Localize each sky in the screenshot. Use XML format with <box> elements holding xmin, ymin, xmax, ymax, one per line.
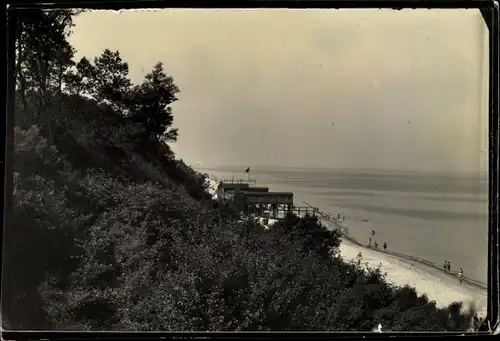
<box><xmin>69</xmin><ymin>8</ymin><xmax>489</xmax><ymax>172</ymax></box>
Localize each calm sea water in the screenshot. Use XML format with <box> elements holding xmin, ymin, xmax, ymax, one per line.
<box><xmin>199</xmin><ymin>166</ymin><xmax>488</xmax><ymax>284</ymax></box>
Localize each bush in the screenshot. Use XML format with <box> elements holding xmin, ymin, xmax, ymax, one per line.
<box><xmin>38</xmin><ymin>192</ymin><xmax>475</xmax><ymax>331</ymax></box>
<box><xmin>10</xmin><ymin>111</ymin><xmax>475</xmax><ymax>333</ymax></box>
<box><xmin>4</xmin><ymin>126</ymin><xmax>95</xmax><ymax>329</ymax></box>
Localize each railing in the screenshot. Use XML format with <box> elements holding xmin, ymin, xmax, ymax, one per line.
<box><xmin>290</xmin><ymin>206</ymin><xmax>319</xmax><ymax>217</ymax></box>
<box><xmin>221</xmin><ymin>178</ymin><xmax>257</xmax><ymax>185</ymax></box>
<box><xmin>302</xmin><ymin>201</ymin><xmax>342</xmax><ymax>222</ymax></box>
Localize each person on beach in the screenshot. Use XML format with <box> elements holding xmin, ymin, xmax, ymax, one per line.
<box><xmin>374</xmin><ymin>241</ymin><xmax>379</xmax><ymax>249</ymax></box>
<box><xmin>383</xmin><ymin>242</ymin><xmax>387</xmax><ymax>252</ymax></box>
<box><xmin>472</xmin><ymin>313</ymin><xmax>480</xmax><ymax>331</ymax></box>
<box><xmin>356</xmin><ymin>252</ymin><xmax>363</xmax><ymax>265</ymax></box>
<box><xmin>447</xmin><ymin>261</ymin><xmax>451</xmax><ymax>273</ymax></box>
<box><xmin>368</xmin><ymin>236</ymin><xmax>372</xmax><ymax>247</ymax></box>
<box><xmin>443</xmin><ymin>261</ymin><xmax>447</xmax><ymax>273</ymax></box>
<box><xmin>458</xmin><ymin>268</ymin><xmax>464</xmax><ymax>284</ymax></box>
<box><xmin>477</xmin><ymin>317</ymin><xmax>484</xmax><ymax>332</ymax></box>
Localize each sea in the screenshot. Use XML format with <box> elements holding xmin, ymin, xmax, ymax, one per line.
<box><xmin>198</xmin><ymin>166</ymin><xmax>489</xmax><ymax>285</ymax></box>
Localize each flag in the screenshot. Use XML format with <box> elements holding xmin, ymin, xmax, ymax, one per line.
<box><xmin>245</xmin><ymin>167</ymin><xmax>250</xmax><ymax>173</ymax></box>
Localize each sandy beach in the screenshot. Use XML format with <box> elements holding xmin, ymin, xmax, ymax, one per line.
<box><xmin>336</xmin><ymin>228</ymin><xmax>487</xmax><ymax>317</ymax></box>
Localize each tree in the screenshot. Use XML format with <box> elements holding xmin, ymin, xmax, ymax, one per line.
<box><xmin>65</xmin><ymin>50</ymin><xmax>132</xmax><ymax>114</ymax></box>
<box><xmin>15</xmin><ymin>9</ymin><xmax>81</xmax><ymax>143</ymax></box>
<box><xmin>66</xmin><ymin>53</ymin><xmax>179</xmax><ymax>145</ymax></box>
<box><xmin>275</xmin><ymin>213</ymin><xmax>342</xmax><ymax>259</ymax></box>
<box><xmin>128</xmin><ymin>62</ymin><xmax>180</xmax><ymax>143</ymax></box>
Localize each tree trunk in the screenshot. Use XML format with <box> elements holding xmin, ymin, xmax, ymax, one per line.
<box><xmin>15</xmin><ymin>61</ymin><xmax>29</xmax><ymax>125</ymax></box>
<box><xmin>58</xmin><ymin>63</ymin><xmax>63</xmax><ymax>115</ymax></box>
<box><xmin>36</xmin><ymin>56</ymin><xmax>54</xmax><ymax>145</ymax></box>
<box><xmin>15</xmin><ymin>34</ymin><xmax>29</xmax><ymax>122</ymax></box>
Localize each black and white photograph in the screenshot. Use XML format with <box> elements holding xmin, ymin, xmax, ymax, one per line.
<box><xmin>2</xmin><ymin>5</ymin><xmax>494</xmax><ymax>333</ymax></box>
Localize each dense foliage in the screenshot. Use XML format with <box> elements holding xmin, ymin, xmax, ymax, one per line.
<box><xmin>4</xmin><ymin>8</ymin><xmax>476</xmax><ymax>332</ymax></box>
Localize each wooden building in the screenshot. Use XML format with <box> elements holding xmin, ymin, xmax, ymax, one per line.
<box><xmin>217</xmin><ymin>182</ymin><xmax>250</xmax><ymax>200</ymax></box>
<box><xmin>217</xmin><ymin>180</ymin><xmax>320</xmax><ymax>220</ymax></box>
<box><xmin>233</xmin><ymin>191</ymin><xmax>294</xmax><ymax>218</ymax></box>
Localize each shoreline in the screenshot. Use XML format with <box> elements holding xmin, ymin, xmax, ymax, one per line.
<box><xmin>206</xmin><ymin>175</ymin><xmax>487</xmax><ymax>315</ymax></box>
<box><xmin>330</xmin><ymin>221</ymin><xmax>487</xmax><ymax>316</ymax></box>
<box><xmin>337</xmin><ymin>233</ymin><xmax>487</xmax><ymax>315</ymax></box>
<box><xmin>207</xmin><ymin>174</ymin><xmax>487</xmax><ymax>289</ymax></box>
<box><xmin>328</xmin><ymin>221</ymin><xmax>487</xmax><ymax>291</ymax></box>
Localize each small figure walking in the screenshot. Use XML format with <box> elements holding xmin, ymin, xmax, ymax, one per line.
<box><xmin>447</xmin><ymin>261</ymin><xmax>451</xmax><ymax>273</ymax></box>
<box><xmin>383</xmin><ymin>242</ymin><xmax>387</xmax><ymax>252</ymax></box>
<box><xmin>472</xmin><ymin>313</ymin><xmax>480</xmax><ymax>331</ymax></box>
<box><xmin>443</xmin><ymin>261</ymin><xmax>448</xmax><ymax>273</ymax></box>
<box><xmin>458</xmin><ymin>268</ymin><xmax>464</xmax><ymax>284</ymax></box>
<box><xmin>374</xmin><ymin>241</ymin><xmax>379</xmax><ymax>249</ymax></box>
<box><xmin>356</xmin><ymin>252</ymin><xmax>363</xmax><ymax>266</ymax></box>
<box><xmin>368</xmin><ymin>236</ymin><xmax>372</xmax><ymax>247</ymax></box>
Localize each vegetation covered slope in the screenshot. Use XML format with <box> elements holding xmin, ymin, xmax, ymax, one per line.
<box><xmin>4</xmin><ymin>8</ymin><xmax>476</xmax><ymax>332</ymax></box>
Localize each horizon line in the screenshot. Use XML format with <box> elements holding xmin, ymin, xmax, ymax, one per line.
<box><xmin>193</xmin><ymin>163</ymin><xmax>488</xmax><ymax>174</ymax></box>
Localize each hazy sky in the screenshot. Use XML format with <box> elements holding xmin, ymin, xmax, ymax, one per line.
<box><xmin>69</xmin><ymin>9</ymin><xmax>489</xmax><ymax>171</ymax></box>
